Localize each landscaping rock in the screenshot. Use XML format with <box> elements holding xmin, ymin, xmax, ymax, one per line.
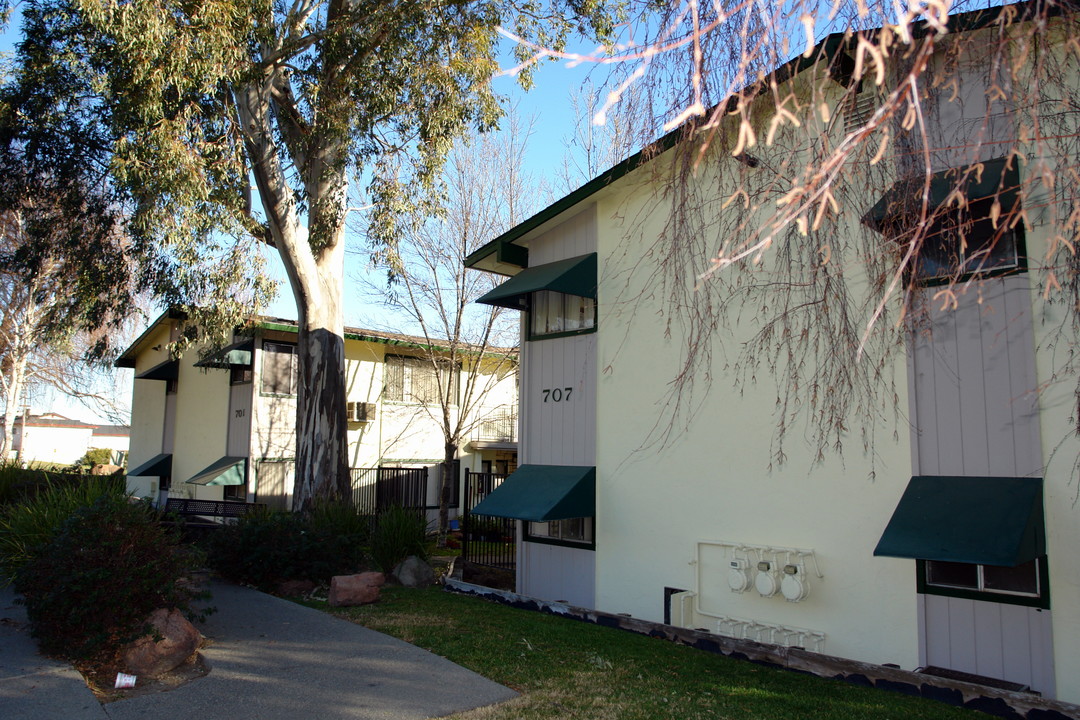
<box><xmin>276</xmin><ymin>579</ymin><xmax>316</xmax><ymax>597</ymax></box>
<box><xmin>328</xmin><ymin>572</ymin><xmax>385</xmax><ymax>607</ymax></box>
<box><xmin>91</xmin><ymin>463</ymin><xmax>123</xmax><ymax>475</ymax></box>
<box><xmin>122</xmin><ymin>608</ymin><xmax>201</xmax><ymax>678</ymax></box>
<box><xmin>393</xmin><ymin>556</ymin><xmax>436</xmax><ymax>588</ymax></box>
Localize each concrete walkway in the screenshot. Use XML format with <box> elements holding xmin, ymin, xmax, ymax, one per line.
<box><xmin>1</xmin><ymin>581</ymin><xmax>516</xmax><ymax>720</ymax></box>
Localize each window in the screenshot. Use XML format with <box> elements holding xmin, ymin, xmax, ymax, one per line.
<box><xmin>525</xmin><ymin>517</ymin><xmax>594</xmax><ymax>547</ymax></box>
<box><xmin>384</xmin><ymin>355</ymin><xmax>457</xmax><ymax>405</ymax></box>
<box><xmin>909</xmin><ymin>196</ymin><xmax>1024</xmax><ymax>284</ymax></box>
<box><xmin>919</xmin><ymin>557</ymin><xmax>1047</xmax><ymax>608</ymax></box>
<box><xmin>261</xmin><ymin>342</ymin><xmax>298</xmax><ymax>395</ymax></box>
<box><xmin>230</xmin><ymin>365</ymin><xmax>253</xmax><ymax>385</ymax></box>
<box><xmin>529</xmin><ymin>290</ymin><xmax>596</xmax><ymax>339</ymax></box>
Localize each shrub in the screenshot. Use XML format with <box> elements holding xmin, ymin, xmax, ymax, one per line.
<box><xmin>209</xmin><ymin>507</ymin><xmax>367</xmax><ymax>590</ymax></box>
<box><xmin>369</xmin><ymin>505</ymin><xmax>429</xmax><ymax>573</ymax></box>
<box><xmin>0</xmin><ymin>475</ymin><xmax>127</xmax><ymax>583</ymax></box>
<box><xmin>72</xmin><ymin>448</ymin><xmax>115</xmax><ymax>470</ymax></box>
<box><xmin>13</xmin><ymin>495</ymin><xmax>204</xmax><ymax>661</ymax></box>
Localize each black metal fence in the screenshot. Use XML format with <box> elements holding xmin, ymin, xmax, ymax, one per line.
<box><xmin>461</xmin><ymin>469</ymin><xmax>515</xmax><ymax>580</ymax></box>
<box><xmin>349</xmin><ymin>467</ymin><xmax>428</xmax><ymax>514</ymax></box>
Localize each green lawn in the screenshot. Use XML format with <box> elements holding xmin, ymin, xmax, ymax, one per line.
<box><xmin>310</xmin><ymin>587</ymin><xmax>980</xmax><ymax>720</ymax></box>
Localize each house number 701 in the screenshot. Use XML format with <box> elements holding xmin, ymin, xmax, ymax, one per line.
<box><xmin>542</xmin><ymin>387</ymin><xmax>573</xmax><ymax>402</ymax></box>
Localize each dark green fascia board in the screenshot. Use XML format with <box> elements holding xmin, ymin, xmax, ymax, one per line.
<box><xmin>464</xmin><ymin>1</ymin><xmax>1049</xmax><ymax>272</ymax></box>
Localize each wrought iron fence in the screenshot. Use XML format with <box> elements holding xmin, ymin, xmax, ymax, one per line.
<box><xmin>461</xmin><ymin>469</ymin><xmax>515</xmax><ymax>579</ymax></box>
<box><xmin>349</xmin><ymin>467</ymin><xmax>428</xmax><ymax>514</ymax></box>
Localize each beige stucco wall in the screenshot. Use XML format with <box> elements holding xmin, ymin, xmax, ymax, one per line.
<box><xmin>592</xmin><ymin>153</ymin><xmax>919</xmax><ymax>666</ymax></box>
<box><xmin>125</xmin><ymin>324</ymin><xmax>171</xmax><ymax>499</ymax></box>
<box><xmin>171</xmin><ymin>348</ymin><xmax>231</xmax><ymax>501</ymax></box>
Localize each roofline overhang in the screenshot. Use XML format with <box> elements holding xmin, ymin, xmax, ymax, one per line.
<box><xmin>464</xmin><ymin>1</ymin><xmax>1044</xmax><ymax>274</ymax></box>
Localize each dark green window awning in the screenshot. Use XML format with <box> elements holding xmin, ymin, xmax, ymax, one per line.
<box><xmin>864</xmin><ymin>156</ymin><xmax>1021</xmax><ymax>231</ymax></box>
<box><xmin>874</xmin><ymin>476</ymin><xmax>1044</xmax><ymax>567</ymax></box>
<box><xmin>128</xmin><ymin>453</ymin><xmax>172</xmax><ymax>478</ymax></box>
<box><xmin>476</xmin><ymin>254</ymin><xmax>597</xmax><ymax>310</ymax></box>
<box><xmin>135</xmin><ymin>359</ymin><xmax>179</xmax><ymax>381</ymax></box>
<box><xmin>194</xmin><ymin>339</ymin><xmax>254</xmax><ymax>369</ymax></box>
<box><xmin>471</xmin><ymin>465</ymin><xmax>595</xmax><ymax>522</ymax></box>
<box><xmin>186</xmin><ymin>457</ymin><xmax>247</xmax><ymax>486</ymax></box>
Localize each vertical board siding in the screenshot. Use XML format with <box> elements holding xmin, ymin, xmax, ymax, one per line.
<box><xmin>911</xmin><ymin>274</ymin><xmax>1053</xmax><ymax>694</ymax></box>
<box><xmin>162</xmin><ymin>394</ymin><xmax>177</xmax><ymax>455</ymax></box>
<box><xmin>922</xmin><ymin>595</ymin><xmax>1053</xmax><ymax>693</ymax></box>
<box><xmin>516</xmin><ymin>206</ymin><xmax>598</xmax><ymax>608</ymax></box>
<box><xmin>910</xmin><ymin>277</ymin><xmax>1041</xmax><ymax>477</ymax></box>
<box><xmin>520</xmin><ymin>542</ymin><xmax>596</xmax><ymax>608</ymax></box>
<box><xmin>227</xmin><ymin>382</ymin><xmax>253</xmax><ymax>457</ymax></box>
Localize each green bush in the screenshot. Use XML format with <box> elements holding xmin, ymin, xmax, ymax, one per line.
<box><xmin>209</xmin><ymin>507</ymin><xmax>367</xmax><ymax>590</ymax></box>
<box><xmin>72</xmin><ymin>448</ymin><xmax>115</xmax><ymax>469</ymax></box>
<box><xmin>0</xmin><ymin>475</ymin><xmax>127</xmax><ymax>583</ymax></box>
<box><xmin>13</xmin><ymin>495</ymin><xmax>204</xmax><ymax>661</ymax></box>
<box><xmin>369</xmin><ymin>505</ymin><xmax>429</xmax><ymax>573</ymax></box>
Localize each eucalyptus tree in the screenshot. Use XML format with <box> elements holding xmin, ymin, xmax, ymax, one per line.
<box><xmin>2</xmin><ymin>0</ymin><xmax>619</xmax><ymax>509</ymax></box>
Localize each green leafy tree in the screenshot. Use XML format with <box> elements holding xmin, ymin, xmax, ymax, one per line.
<box><xmin>1</xmin><ymin>0</ymin><xmax>619</xmax><ymax>509</ymax></box>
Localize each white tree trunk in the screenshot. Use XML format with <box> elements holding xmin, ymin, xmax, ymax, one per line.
<box><xmin>0</xmin><ymin>355</ymin><xmax>26</xmax><ymax>461</ymax></box>
<box><xmin>234</xmin><ymin>76</ymin><xmax>351</xmax><ymax>511</ymax></box>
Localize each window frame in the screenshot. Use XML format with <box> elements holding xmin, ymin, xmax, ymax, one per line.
<box><xmin>260</xmin><ymin>341</ymin><xmax>299</xmax><ymax>397</ymax></box>
<box><xmin>383</xmin><ymin>354</ymin><xmax>459</xmax><ymax>406</ymax></box>
<box><xmin>523</xmin><ymin>516</ymin><xmax>596</xmax><ymax>550</ymax></box>
<box><xmin>903</xmin><ymin>195</ymin><xmax>1028</xmax><ymax>288</ymax></box>
<box><xmin>917</xmin><ymin>557</ymin><xmax>1049</xmax><ymax>609</ymax></box>
<box><xmin>527</xmin><ymin>290</ymin><xmax>597</xmax><ymax>341</ymax></box>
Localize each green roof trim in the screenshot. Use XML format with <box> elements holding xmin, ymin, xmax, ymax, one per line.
<box><xmin>128</xmin><ymin>453</ymin><xmax>172</xmax><ymax>478</ymax></box>
<box><xmin>471</xmin><ymin>465</ymin><xmax>595</xmax><ymax>522</ymax></box>
<box><xmin>135</xmin><ymin>359</ymin><xmax>179</xmax><ymax>381</ymax></box>
<box><xmin>476</xmin><ymin>254</ymin><xmax>597</xmax><ymax>310</ymax></box>
<box><xmin>864</xmin><ymin>156</ymin><xmax>1021</xmax><ymax>230</ymax></box>
<box><xmin>194</xmin><ymin>339</ymin><xmax>254</xmax><ymax>369</ymax></box>
<box><xmin>874</xmin><ymin>476</ymin><xmax>1045</xmax><ymax>567</ymax></box>
<box><xmin>186</xmin><ymin>456</ymin><xmax>247</xmax><ymax>486</ymax></box>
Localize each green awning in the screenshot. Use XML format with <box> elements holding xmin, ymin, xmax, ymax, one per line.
<box><xmin>186</xmin><ymin>456</ymin><xmax>247</xmax><ymax>486</ymax></box>
<box><xmin>476</xmin><ymin>254</ymin><xmax>597</xmax><ymax>310</ymax></box>
<box><xmin>127</xmin><ymin>453</ymin><xmax>172</xmax><ymax>478</ymax></box>
<box><xmin>864</xmin><ymin>156</ymin><xmax>1021</xmax><ymax>231</ymax></box>
<box><xmin>874</xmin><ymin>476</ymin><xmax>1044</xmax><ymax>567</ymax></box>
<box><xmin>194</xmin><ymin>339</ymin><xmax>254</xmax><ymax>369</ymax></box>
<box><xmin>471</xmin><ymin>465</ymin><xmax>595</xmax><ymax>521</ymax></box>
<box><xmin>135</xmin><ymin>359</ymin><xmax>179</xmax><ymax>381</ymax></box>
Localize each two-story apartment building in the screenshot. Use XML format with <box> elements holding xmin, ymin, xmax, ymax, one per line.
<box><xmin>117</xmin><ymin>313</ymin><xmax>517</xmax><ymax>516</ymax></box>
<box><xmin>468</xmin><ymin>2</ymin><xmax>1080</xmax><ymax>704</ymax></box>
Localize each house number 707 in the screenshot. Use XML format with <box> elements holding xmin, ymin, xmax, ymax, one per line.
<box><xmin>542</xmin><ymin>387</ymin><xmax>573</xmax><ymax>403</ymax></box>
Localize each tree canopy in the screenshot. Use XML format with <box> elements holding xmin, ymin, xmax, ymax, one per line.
<box><xmin>0</xmin><ymin>0</ymin><xmax>623</xmax><ymax>506</ymax></box>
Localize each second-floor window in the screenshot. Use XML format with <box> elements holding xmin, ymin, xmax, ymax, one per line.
<box><xmin>384</xmin><ymin>355</ymin><xmax>457</xmax><ymax>405</ymax></box>
<box><xmin>530</xmin><ymin>290</ymin><xmax>596</xmax><ymax>339</ymax></box>
<box><xmin>261</xmin><ymin>342</ymin><xmax>298</xmax><ymax>396</ymax></box>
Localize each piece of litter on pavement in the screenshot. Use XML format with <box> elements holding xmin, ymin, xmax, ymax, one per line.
<box><xmin>114</xmin><ymin>672</ymin><xmax>136</xmax><ymax>689</ymax></box>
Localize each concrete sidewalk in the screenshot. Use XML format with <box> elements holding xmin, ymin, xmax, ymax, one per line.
<box><xmin>1</xmin><ymin>580</ymin><xmax>517</xmax><ymax>720</ymax></box>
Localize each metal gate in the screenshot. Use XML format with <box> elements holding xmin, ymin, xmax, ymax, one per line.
<box><xmin>461</xmin><ymin>469</ymin><xmax>515</xmax><ymax>588</ymax></box>
<box><xmin>350</xmin><ymin>467</ymin><xmax>428</xmax><ymax>513</ymax></box>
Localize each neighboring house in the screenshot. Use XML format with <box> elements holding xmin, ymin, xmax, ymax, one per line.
<box><xmin>116</xmin><ymin>314</ymin><xmax>517</xmax><ymax>519</ymax></box>
<box><xmin>2</xmin><ymin>413</ymin><xmax>129</xmax><ymax>466</ymax></box>
<box><xmin>90</xmin><ymin>425</ymin><xmax>131</xmax><ymax>466</ymax></box>
<box><xmin>467</xmin><ymin>3</ymin><xmax>1079</xmax><ymax>704</ymax></box>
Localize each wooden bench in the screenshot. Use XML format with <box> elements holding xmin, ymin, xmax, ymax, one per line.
<box><xmin>164</xmin><ymin>498</ymin><xmax>265</xmax><ymax>521</ymax></box>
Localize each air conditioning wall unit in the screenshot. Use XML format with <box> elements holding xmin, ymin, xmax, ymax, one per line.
<box><xmin>346</xmin><ymin>401</ymin><xmax>374</xmax><ymax>423</ymax></box>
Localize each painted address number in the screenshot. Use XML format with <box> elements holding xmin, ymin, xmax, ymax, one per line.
<box><xmin>542</xmin><ymin>387</ymin><xmax>573</xmax><ymax>403</ymax></box>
